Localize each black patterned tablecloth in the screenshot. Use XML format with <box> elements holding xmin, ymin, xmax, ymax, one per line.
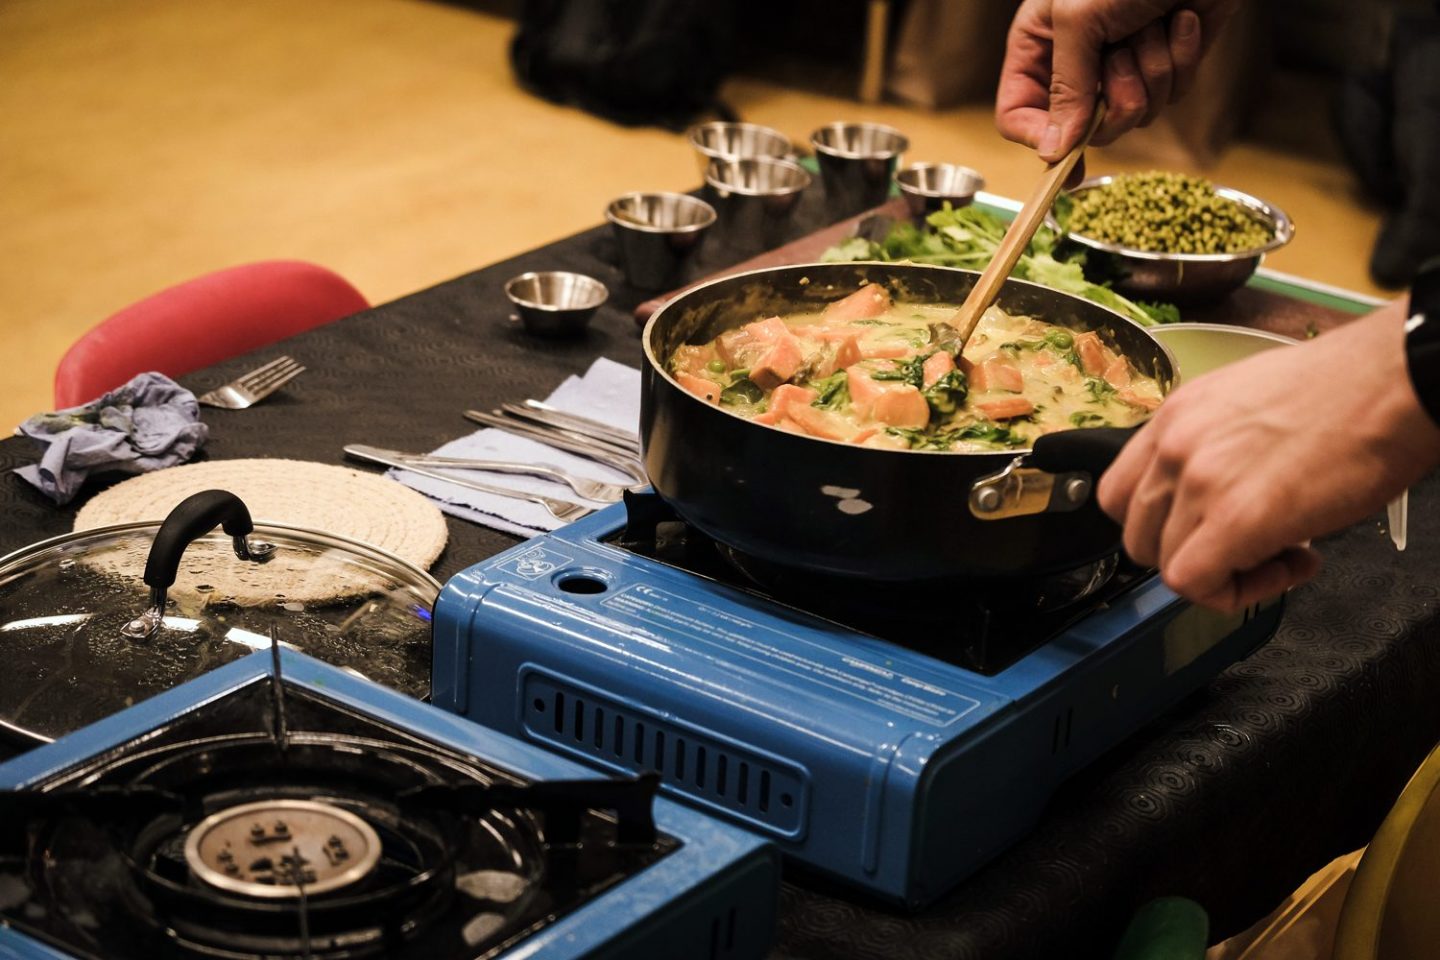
<box><xmin>3</xmin><ymin>187</ymin><xmax>1438</xmax><ymax>959</ymax></box>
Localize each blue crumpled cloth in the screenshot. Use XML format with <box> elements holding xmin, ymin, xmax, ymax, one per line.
<box><xmin>14</xmin><ymin>372</ymin><xmax>208</xmax><ymax>505</ymax></box>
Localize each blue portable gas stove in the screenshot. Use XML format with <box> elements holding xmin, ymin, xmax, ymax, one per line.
<box><xmin>434</xmin><ymin>493</ymin><xmax>1281</xmax><ymax>907</ymax></box>
<box><xmin>0</xmin><ymin>648</ymin><xmax>778</xmax><ymax>960</ymax></box>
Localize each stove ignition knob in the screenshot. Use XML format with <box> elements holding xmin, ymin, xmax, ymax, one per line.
<box><xmin>249</xmin><ymin>823</ymin><xmax>265</xmax><ymax>839</ymax></box>
<box><xmin>274</xmin><ymin>821</ymin><xmax>289</xmax><ymax>836</ymax></box>
<box><xmin>218</xmin><ymin>850</ymin><xmax>234</xmax><ymax>862</ymax></box>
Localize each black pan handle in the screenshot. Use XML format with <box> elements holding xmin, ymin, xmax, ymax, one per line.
<box><xmin>1030</xmin><ymin>426</ymin><xmax>1141</xmax><ymax>479</ymax></box>
<box><xmin>123</xmin><ymin>490</ymin><xmax>276</xmax><ymax>641</ymax></box>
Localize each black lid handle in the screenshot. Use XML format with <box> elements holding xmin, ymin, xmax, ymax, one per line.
<box><xmin>123</xmin><ymin>490</ymin><xmax>276</xmax><ymax>641</ymax></box>
<box><xmin>142</xmin><ymin>489</ymin><xmax>271</xmax><ymax>589</ymax></box>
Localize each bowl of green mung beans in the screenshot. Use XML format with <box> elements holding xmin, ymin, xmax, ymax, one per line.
<box><xmin>1058</xmin><ymin>171</ymin><xmax>1294</xmax><ymax>303</ymax></box>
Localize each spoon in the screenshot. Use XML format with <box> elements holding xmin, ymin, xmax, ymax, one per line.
<box><xmin>950</xmin><ymin>101</ymin><xmax>1108</xmax><ymax>347</ymax></box>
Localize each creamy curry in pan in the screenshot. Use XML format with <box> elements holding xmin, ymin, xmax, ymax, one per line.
<box><xmin>669</xmin><ymin>285</ymin><xmax>1164</xmax><ymax>452</ymax></box>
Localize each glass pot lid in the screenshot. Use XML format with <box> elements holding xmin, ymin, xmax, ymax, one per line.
<box><xmin>0</xmin><ymin>490</ymin><xmax>439</xmax><ymax>749</ymax></box>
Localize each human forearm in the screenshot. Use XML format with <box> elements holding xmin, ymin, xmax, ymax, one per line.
<box><xmin>1097</xmin><ymin>301</ymin><xmax>1440</xmax><ymax>612</ymax></box>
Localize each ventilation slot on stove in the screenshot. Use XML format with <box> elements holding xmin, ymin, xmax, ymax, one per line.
<box><xmin>708</xmin><ymin>905</ymin><xmax>738</xmax><ymax>960</ymax></box>
<box><xmin>1051</xmin><ymin>706</ymin><xmax>1075</xmax><ymax>754</ymax></box>
<box><xmin>523</xmin><ymin>674</ymin><xmax>806</xmax><ymax>838</ymax></box>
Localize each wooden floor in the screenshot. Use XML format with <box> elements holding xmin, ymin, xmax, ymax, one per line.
<box><xmin>0</xmin><ymin>0</ymin><xmax>1391</xmax><ymax>430</ymax></box>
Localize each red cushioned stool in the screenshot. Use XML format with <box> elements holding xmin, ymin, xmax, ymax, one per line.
<box><xmin>53</xmin><ymin>260</ymin><xmax>369</xmax><ymax>408</ymax></box>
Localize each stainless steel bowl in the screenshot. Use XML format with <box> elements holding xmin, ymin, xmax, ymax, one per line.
<box><xmin>704</xmin><ymin>157</ymin><xmax>812</xmax><ymax>256</ymax></box>
<box><xmin>505</xmin><ymin>271</ymin><xmax>609</xmax><ymax>337</ymax></box>
<box><xmin>705</xmin><ymin>157</ymin><xmax>811</xmax><ymax>207</ymax></box>
<box><xmin>1150</xmin><ymin>322</ymin><xmax>1296</xmax><ymax>385</ymax></box>
<box><xmin>896</xmin><ymin>163</ymin><xmax>986</xmax><ymax>217</ymax></box>
<box><xmin>605</xmin><ymin>192</ymin><xmax>717</xmax><ymax>291</ymax></box>
<box><xmin>687</xmin><ymin>121</ymin><xmax>792</xmax><ymax>176</ymax></box>
<box><xmin>809</xmin><ymin>121</ymin><xmax>909</xmax><ymax>217</ymax></box>
<box><xmin>1061</xmin><ymin>175</ymin><xmax>1295</xmax><ymax>303</ymax></box>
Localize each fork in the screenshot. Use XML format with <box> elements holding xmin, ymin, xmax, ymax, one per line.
<box><xmin>344</xmin><ymin>446</ymin><xmax>593</xmax><ymax>523</ymax></box>
<box><xmin>463</xmin><ymin>409</ymin><xmax>647</xmax><ymax>485</ymax></box>
<box><xmin>197</xmin><ymin>356</ymin><xmax>306</xmax><ymax>409</ymax></box>
<box><xmin>343</xmin><ymin>445</ymin><xmax>627</xmax><ymax>503</ymax></box>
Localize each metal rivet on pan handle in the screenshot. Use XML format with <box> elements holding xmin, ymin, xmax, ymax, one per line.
<box><xmin>1063</xmin><ymin>476</ymin><xmax>1092</xmax><ymax>506</ymax></box>
<box><xmin>972</xmin><ymin>486</ymin><xmax>1003</xmax><ymax>513</ymax></box>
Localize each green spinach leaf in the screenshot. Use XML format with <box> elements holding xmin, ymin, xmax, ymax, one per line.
<box><xmin>809</xmin><ymin>371</ymin><xmax>850</xmax><ymax>411</ymax></box>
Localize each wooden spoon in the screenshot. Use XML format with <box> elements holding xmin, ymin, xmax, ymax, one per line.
<box><xmin>950</xmin><ymin>102</ymin><xmax>1108</xmax><ymax>346</ymax></box>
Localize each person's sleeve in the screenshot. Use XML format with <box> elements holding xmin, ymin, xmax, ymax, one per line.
<box><xmin>1404</xmin><ymin>256</ymin><xmax>1440</xmax><ymax>428</ymax></box>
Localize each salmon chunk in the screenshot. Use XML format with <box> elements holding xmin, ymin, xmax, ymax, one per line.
<box><xmin>822</xmin><ymin>284</ymin><xmax>891</xmax><ymax>323</ymax></box>
<box><xmin>676</xmin><ymin>372</ymin><xmax>720</xmax><ymax>404</ymax></box>
<box><xmin>753</xmin><ymin>384</ymin><xmax>819</xmax><ymax>425</ymax></box>
<box><xmin>833</xmin><ymin>334</ymin><xmax>863</xmax><ymax>372</ymax></box>
<box><xmin>922</xmin><ymin>352</ymin><xmax>956</xmax><ymax>388</ymax></box>
<box><xmin>975</xmin><ymin>397</ymin><xmax>1035</xmax><ymax>420</ymax></box>
<box><xmin>846</xmin><ymin>363</ymin><xmax>930</xmax><ymax>429</ymax></box>
<box><xmin>787</xmin><ymin>404</ymin><xmax>865</xmax><ymax>442</ymax></box>
<box><xmin>971</xmin><ymin>357</ymin><xmax>1024</xmax><ymax>393</ymax></box>
<box><xmin>846</xmin><ymin>364</ymin><xmax>888</xmax><ymax>413</ymax></box>
<box><xmin>871</xmin><ymin>387</ymin><xmax>930</xmax><ymax>428</ymax></box>
<box><xmin>1102</xmin><ymin>356</ymin><xmax>1132</xmax><ymax>389</ymax></box>
<box><xmin>750</xmin><ymin>336</ymin><xmax>805</xmax><ymax>389</ymax></box>
<box><xmin>1118</xmin><ymin>389</ymin><xmax>1161</xmax><ymax>411</ymax></box>
<box><xmin>672</xmin><ymin>343</ymin><xmax>720</xmax><ymax>378</ymax></box>
<box><xmin>801</xmin><ymin>333</ymin><xmax>864</xmax><ymax>379</ymax></box>
<box><xmin>716</xmin><ymin>316</ymin><xmax>806</xmax><ymax>389</ymax></box>
<box><xmin>1074</xmin><ymin>331</ymin><xmax>1115</xmax><ymax>377</ymax></box>
<box><xmin>773</xmin><ymin>418</ymin><xmax>809</xmax><ymax>436</ymax></box>
<box><xmin>809</xmin><ymin>326</ymin><xmax>866</xmax><ymax>343</ymax></box>
<box><xmin>855</xmin><ymin>340</ymin><xmax>915</xmax><ymax>361</ymax></box>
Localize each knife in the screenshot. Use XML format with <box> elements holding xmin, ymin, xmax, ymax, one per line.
<box><xmin>343</xmin><ymin>445</ymin><xmax>593</xmax><ymax>523</ymax></box>
<box><xmin>343</xmin><ymin>444</ymin><xmax>625</xmax><ymax>503</ymax></box>
<box><xmin>1387</xmin><ymin>491</ymin><xmax>1409</xmax><ymax>552</ymax></box>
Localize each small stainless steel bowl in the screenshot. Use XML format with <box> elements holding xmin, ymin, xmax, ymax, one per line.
<box><xmin>705</xmin><ymin>157</ymin><xmax>811</xmax><ymax>208</ymax></box>
<box><xmin>896</xmin><ymin>163</ymin><xmax>986</xmax><ymax>217</ymax></box>
<box><xmin>809</xmin><ymin>121</ymin><xmax>909</xmax><ymax>160</ymax></box>
<box><xmin>809</xmin><ymin>121</ymin><xmax>910</xmax><ymax>217</ymax></box>
<box><xmin>704</xmin><ymin>157</ymin><xmax>812</xmax><ymax>256</ymax></box>
<box><xmin>504</xmin><ymin>271</ymin><xmax>608</xmax><ymax>337</ymax></box>
<box><xmin>1061</xmin><ymin>175</ymin><xmax>1295</xmax><ymax>303</ymax></box>
<box><xmin>605</xmin><ymin>192</ymin><xmax>717</xmax><ymax>291</ymax></box>
<box><xmin>687</xmin><ymin>121</ymin><xmax>792</xmax><ymax>177</ymax></box>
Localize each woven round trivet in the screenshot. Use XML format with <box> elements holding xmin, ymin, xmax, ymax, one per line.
<box><xmin>74</xmin><ymin>459</ymin><xmax>448</xmax><ymax>605</ymax></box>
